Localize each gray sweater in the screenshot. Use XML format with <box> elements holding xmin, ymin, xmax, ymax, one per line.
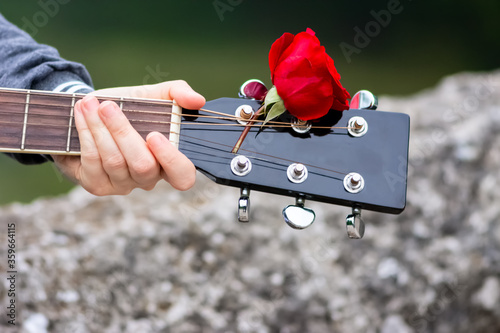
<box><xmin>0</xmin><ymin>13</ymin><xmax>94</xmax><ymax>164</ymax></box>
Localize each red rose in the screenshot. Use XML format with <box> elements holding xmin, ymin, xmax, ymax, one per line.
<box><xmin>268</xmin><ymin>28</ymin><xmax>350</xmax><ymax>120</ymax></box>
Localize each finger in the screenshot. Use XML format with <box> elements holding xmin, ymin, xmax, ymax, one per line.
<box><xmin>73</xmin><ymin>97</ymin><xmax>113</xmax><ymax>193</ymax></box>
<box><xmin>146</xmin><ymin>132</ymin><xmax>196</xmax><ymax>191</ymax></box>
<box><xmin>51</xmin><ymin>154</ymin><xmax>82</xmax><ymax>184</ymax></box>
<box><xmin>98</xmin><ymin>100</ymin><xmax>161</xmax><ymax>188</ymax></box>
<box><xmin>80</xmin><ymin>96</ymin><xmax>131</xmax><ymax>187</ymax></box>
<box><xmin>90</xmin><ymin>80</ymin><xmax>206</xmax><ymax>110</ymax></box>
<box><xmin>166</xmin><ymin>80</ymin><xmax>206</xmax><ymax>110</ymax></box>
<box><xmin>140</xmin><ymin>80</ymin><xmax>205</xmax><ymax>110</ymax></box>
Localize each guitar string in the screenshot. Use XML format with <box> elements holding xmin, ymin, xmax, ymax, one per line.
<box><xmin>180</xmin><ymin>144</ymin><xmax>345</xmax><ymax>182</ymax></box>
<box><xmin>0</xmin><ymin>101</ymin><xmax>354</xmax><ymax>130</ymax></box>
<box><xmin>0</xmin><ymin>124</ymin><xmax>350</xmax><ymax>179</ymax></box>
<box><xmin>0</xmin><ymin>117</ymin><xmax>353</xmax><ymax>135</ymax></box>
<box><xmin>179</xmin><ymin>134</ymin><xmax>348</xmax><ymax>177</ymax></box>
<box><xmin>0</xmin><ymin>95</ymin><xmax>352</xmax><ymax>177</ymax></box>
<box><xmin>0</xmin><ymin>90</ymin><xmax>351</xmax><ymax>125</ymax></box>
<box><xmin>0</xmin><ymin>115</ymin><xmax>349</xmax><ymax>177</ymax></box>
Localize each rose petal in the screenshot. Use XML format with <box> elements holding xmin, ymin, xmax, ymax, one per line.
<box><xmin>268</xmin><ymin>32</ymin><xmax>295</xmax><ymax>80</ymax></box>
<box><xmin>305</xmin><ymin>28</ymin><xmax>315</xmax><ymax>36</ymax></box>
<box><xmin>274</xmin><ymin>57</ymin><xmax>334</xmax><ymax>120</ymax></box>
<box><xmin>268</xmin><ymin>28</ymin><xmax>351</xmax><ymax>119</ymax></box>
<box><xmin>278</xmin><ymin>31</ymin><xmax>325</xmax><ymax>70</ymax></box>
<box><xmin>326</xmin><ymin>54</ymin><xmax>350</xmax><ymax>101</ymax></box>
<box><xmin>281</xmin><ymin>79</ymin><xmax>333</xmax><ymax>120</ymax></box>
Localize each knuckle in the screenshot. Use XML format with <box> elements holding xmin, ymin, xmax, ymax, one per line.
<box><xmin>140</xmin><ymin>182</ymin><xmax>158</xmax><ymax>192</ymax></box>
<box><xmin>131</xmin><ymin>158</ymin><xmax>157</xmax><ymax>177</ymax></box>
<box><xmin>113</xmin><ymin>125</ymin><xmax>133</xmax><ymax>140</ymax></box>
<box><xmin>83</xmin><ymin>150</ymin><xmax>101</xmax><ymax>164</ymax></box>
<box><xmin>103</xmin><ymin>153</ymin><xmax>127</xmax><ymax>171</ymax></box>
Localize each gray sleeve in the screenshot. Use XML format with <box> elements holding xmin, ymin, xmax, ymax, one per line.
<box><xmin>0</xmin><ymin>13</ymin><xmax>93</xmax><ymax>92</ymax></box>
<box><xmin>0</xmin><ymin>13</ymin><xmax>94</xmax><ymax>164</ymax></box>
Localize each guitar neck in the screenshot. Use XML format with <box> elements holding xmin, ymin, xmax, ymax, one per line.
<box><xmin>0</xmin><ymin>88</ymin><xmax>182</xmax><ymax>156</ymax></box>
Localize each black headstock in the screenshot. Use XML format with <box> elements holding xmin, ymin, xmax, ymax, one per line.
<box><xmin>179</xmin><ymin>91</ymin><xmax>409</xmax><ymax>237</ymax></box>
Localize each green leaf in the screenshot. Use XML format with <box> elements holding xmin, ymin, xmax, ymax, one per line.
<box><xmin>263</xmin><ymin>99</ymin><xmax>286</xmax><ymax>126</ymax></box>
<box><xmin>263</xmin><ymin>86</ymin><xmax>281</xmax><ymax>109</ymax></box>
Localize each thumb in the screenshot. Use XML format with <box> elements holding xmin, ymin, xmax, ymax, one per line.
<box><xmin>154</xmin><ymin>80</ymin><xmax>206</xmax><ymax>110</ymax></box>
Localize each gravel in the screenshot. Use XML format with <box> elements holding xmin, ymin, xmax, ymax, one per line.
<box><xmin>1</xmin><ymin>70</ymin><xmax>500</xmax><ymax>332</ymax></box>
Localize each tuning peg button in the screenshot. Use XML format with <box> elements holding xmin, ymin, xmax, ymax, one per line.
<box><xmin>283</xmin><ymin>197</ymin><xmax>315</xmax><ymax>229</ymax></box>
<box><xmin>349</xmin><ymin>90</ymin><xmax>378</xmax><ymax>110</ymax></box>
<box><xmin>346</xmin><ymin>207</ymin><xmax>365</xmax><ymax>239</ymax></box>
<box><xmin>238</xmin><ymin>79</ymin><xmax>268</xmax><ymax>100</ymax></box>
<box><xmin>238</xmin><ymin>188</ymin><xmax>250</xmax><ymax>222</ymax></box>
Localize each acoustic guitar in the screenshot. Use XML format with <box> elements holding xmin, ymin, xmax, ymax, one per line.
<box><xmin>0</xmin><ymin>88</ymin><xmax>409</xmax><ymax>238</ymax></box>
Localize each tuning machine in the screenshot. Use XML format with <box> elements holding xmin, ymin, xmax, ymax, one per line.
<box><xmin>349</xmin><ymin>90</ymin><xmax>378</xmax><ymax>110</ymax></box>
<box><xmin>283</xmin><ymin>197</ymin><xmax>315</xmax><ymax>230</ymax></box>
<box><xmin>238</xmin><ymin>187</ymin><xmax>250</xmax><ymax>222</ymax></box>
<box><xmin>238</xmin><ymin>79</ymin><xmax>268</xmax><ymax>100</ymax></box>
<box><xmin>346</xmin><ymin>207</ymin><xmax>365</xmax><ymax>239</ymax></box>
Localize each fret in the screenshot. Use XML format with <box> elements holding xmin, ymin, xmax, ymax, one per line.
<box><xmin>26</xmin><ymin>90</ymin><xmax>75</xmax><ymax>153</ymax></box>
<box><xmin>20</xmin><ymin>90</ymin><xmax>31</xmax><ymax>150</ymax></box>
<box><xmin>66</xmin><ymin>94</ymin><xmax>76</xmax><ymax>152</ymax></box>
<box><xmin>0</xmin><ymin>88</ymin><xmax>176</xmax><ymax>155</ymax></box>
<box><xmin>120</xmin><ymin>98</ymin><xmax>173</xmax><ymax>143</ymax></box>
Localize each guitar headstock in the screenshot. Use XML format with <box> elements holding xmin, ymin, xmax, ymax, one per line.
<box><xmin>179</xmin><ymin>90</ymin><xmax>409</xmax><ymax>238</ymax></box>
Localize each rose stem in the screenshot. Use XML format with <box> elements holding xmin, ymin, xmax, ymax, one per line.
<box><xmin>231</xmin><ymin>105</ymin><xmax>265</xmax><ymax>154</ymax></box>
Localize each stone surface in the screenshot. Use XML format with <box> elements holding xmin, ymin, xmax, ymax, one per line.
<box><xmin>1</xmin><ymin>70</ymin><xmax>500</xmax><ymax>332</ymax></box>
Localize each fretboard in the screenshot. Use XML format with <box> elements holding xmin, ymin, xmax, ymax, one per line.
<box><xmin>0</xmin><ymin>88</ymin><xmax>181</xmax><ymax>155</ymax></box>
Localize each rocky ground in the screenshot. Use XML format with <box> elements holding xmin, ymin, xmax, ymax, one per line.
<box><xmin>1</xmin><ymin>70</ymin><xmax>500</xmax><ymax>333</ymax></box>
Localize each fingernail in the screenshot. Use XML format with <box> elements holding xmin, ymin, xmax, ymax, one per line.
<box><xmin>81</xmin><ymin>95</ymin><xmax>99</xmax><ymax>112</ymax></box>
<box><xmin>99</xmin><ymin>101</ymin><xmax>120</xmax><ymax>119</ymax></box>
<box><xmin>146</xmin><ymin>132</ymin><xmax>168</xmax><ymax>148</ymax></box>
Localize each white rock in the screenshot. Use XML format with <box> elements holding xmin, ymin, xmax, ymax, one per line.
<box><xmin>377</xmin><ymin>257</ymin><xmax>400</xmax><ymax>279</ymax></box>
<box><xmin>473</xmin><ymin>276</ymin><xmax>500</xmax><ymax>310</ymax></box>
<box><xmin>381</xmin><ymin>314</ymin><xmax>412</xmax><ymax>333</ymax></box>
<box><xmin>22</xmin><ymin>313</ymin><xmax>49</xmax><ymax>333</ymax></box>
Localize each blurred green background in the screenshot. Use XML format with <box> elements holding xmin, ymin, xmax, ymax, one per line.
<box><xmin>0</xmin><ymin>0</ymin><xmax>498</xmax><ymax>205</ymax></box>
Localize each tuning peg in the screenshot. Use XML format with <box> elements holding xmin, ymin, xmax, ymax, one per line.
<box><xmin>238</xmin><ymin>187</ymin><xmax>250</xmax><ymax>222</ymax></box>
<box><xmin>346</xmin><ymin>207</ymin><xmax>365</xmax><ymax>239</ymax></box>
<box><xmin>283</xmin><ymin>197</ymin><xmax>315</xmax><ymax>229</ymax></box>
<box><xmin>349</xmin><ymin>90</ymin><xmax>378</xmax><ymax>110</ymax></box>
<box><xmin>238</xmin><ymin>79</ymin><xmax>268</xmax><ymax>100</ymax></box>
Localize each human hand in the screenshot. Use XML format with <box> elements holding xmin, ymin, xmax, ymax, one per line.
<box><xmin>52</xmin><ymin>80</ymin><xmax>205</xmax><ymax>195</ymax></box>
